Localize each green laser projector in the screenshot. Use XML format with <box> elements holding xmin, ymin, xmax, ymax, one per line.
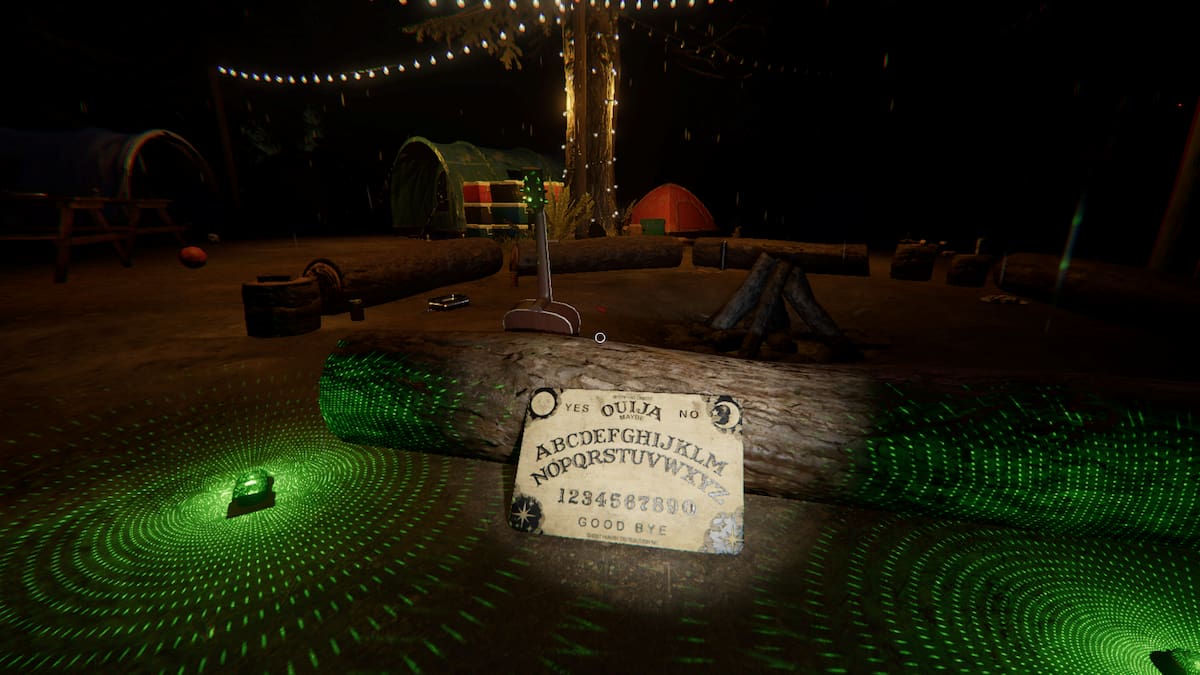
<box><xmin>1152</xmin><ymin>649</ymin><xmax>1200</xmax><ymax>675</ymax></box>
<box><xmin>226</xmin><ymin>468</ymin><xmax>275</xmax><ymax>518</ymax></box>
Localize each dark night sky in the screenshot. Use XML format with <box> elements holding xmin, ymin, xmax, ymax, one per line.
<box><xmin>2</xmin><ymin>0</ymin><xmax>1198</xmax><ymax>260</ymax></box>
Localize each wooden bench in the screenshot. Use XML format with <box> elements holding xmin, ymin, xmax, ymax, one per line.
<box><xmin>0</xmin><ymin>192</ymin><xmax>187</xmax><ymax>282</ymax></box>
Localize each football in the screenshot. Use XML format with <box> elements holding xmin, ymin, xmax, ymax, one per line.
<box><xmin>179</xmin><ymin>246</ymin><xmax>207</xmax><ymax>269</ymax></box>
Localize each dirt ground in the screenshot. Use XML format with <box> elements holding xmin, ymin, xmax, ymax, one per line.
<box><xmin>0</xmin><ymin>234</ymin><xmax>1197</xmax><ymax>674</ymax></box>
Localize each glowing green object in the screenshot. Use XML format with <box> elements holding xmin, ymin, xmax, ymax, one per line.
<box><xmin>522</xmin><ymin>169</ymin><xmax>546</xmax><ymax>211</ymax></box>
<box><xmin>232</xmin><ymin>468</ymin><xmax>273</xmax><ymax>506</ymax></box>
<box><xmin>1153</xmin><ymin>649</ymin><xmax>1200</xmax><ymax>675</ymax></box>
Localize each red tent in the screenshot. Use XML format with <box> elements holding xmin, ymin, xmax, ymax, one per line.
<box><xmin>628</xmin><ymin>183</ymin><xmax>717</xmax><ymax>236</ymax></box>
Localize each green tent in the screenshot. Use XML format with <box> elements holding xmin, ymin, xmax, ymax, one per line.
<box><xmin>389</xmin><ymin>136</ymin><xmax>564</xmax><ymax>236</ymax></box>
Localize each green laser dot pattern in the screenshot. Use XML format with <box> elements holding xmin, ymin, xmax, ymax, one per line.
<box><xmin>844</xmin><ymin>382</ymin><xmax>1200</xmax><ymax>545</ymax></box>
<box><xmin>793</xmin><ymin>512</ymin><xmax>1200</xmax><ymax>674</ymax></box>
<box><xmin>320</xmin><ymin>350</ymin><xmax>511</xmax><ymax>453</ymax></box>
<box><xmin>0</xmin><ymin>374</ymin><xmax>498</xmax><ymax>673</ymax></box>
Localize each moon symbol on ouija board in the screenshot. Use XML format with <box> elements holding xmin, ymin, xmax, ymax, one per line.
<box><xmin>711</xmin><ymin>399</ymin><xmax>741</xmax><ymax>430</ymax></box>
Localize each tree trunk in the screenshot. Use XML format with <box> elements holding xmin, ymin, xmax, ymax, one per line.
<box><xmin>301</xmin><ymin>238</ymin><xmax>503</xmax><ymax>314</ymax></box>
<box><xmin>692</xmin><ymin>238</ymin><xmax>871</xmax><ymax>276</ymax></box>
<box><xmin>318</xmin><ymin>331</ymin><xmax>1200</xmax><ymax>509</ymax></box>
<box><xmin>511</xmin><ymin>235</ymin><xmax>683</xmax><ymax>276</ymax></box>
<box><xmin>995</xmin><ymin>252</ymin><xmax>1200</xmax><ymax>329</ymax></box>
<box><xmin>563</xmin><ymin>5</ymin><xmax>619</xmax><ymax>232</ymax></box>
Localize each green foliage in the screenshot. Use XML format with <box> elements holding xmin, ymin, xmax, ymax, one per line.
<box><xmin>544</xmin><ymin>190</ymin><xmax>594</xmax><ymax>241</ymax></box>
<box><xmin>239</xmin><ymin>120</ymin><xmax>281</xmax><ymax>163</ymax></box>
<box><xmin>403</xmin><ymin>6</ymin><xmax>552</xmax><ymax>71</ymax></box>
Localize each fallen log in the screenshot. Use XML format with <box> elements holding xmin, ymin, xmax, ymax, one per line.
<box><xmin>782</xmin><ymin>266</ymin><xmax>862</xmax><ymax>361</ymax></box>
<box><xmin>318</xmin><ymin>330</ymin><xmax>1200</xmax><ymax>544</ymax></box>
<box><xmin>708</xmin><ymin>253</ymin><xmax>861</xmax><ymax>360</ymax></box>
<box><xmin>995</xmin><ymin>252</ymin><xmax>1200</xmax><ymax>329</ymax></box>
<box><xmin>301</xmin><ymin>238</ymin><xmax>503</xmax><ymax>314</ymax></box>
<box><xmin>511</xmin><ymin>236</ymin><xmax>684</xmax><ymax>277</ymax></box>
<box><xmin>709</xmin><ymin>253</ymin><xmax>780</xmax><ymax>330</ymax></box>
<box><xmin>739</xmin><ymin>261</ymin><xmax>793</xmax><ymax>359</ymax></box>
<box><xmin>692</xmin><ymin>238</ymin><xmax>871</xmax><ymax>276</ymax></box>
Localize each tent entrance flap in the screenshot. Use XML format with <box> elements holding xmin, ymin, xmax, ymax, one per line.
<box><xmin>389</xmin><ymin>136</ymin><xmax>563</xmax><ymax>236</ymax></box>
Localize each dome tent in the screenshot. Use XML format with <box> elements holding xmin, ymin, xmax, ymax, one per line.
<box><xmin>389</xmin><ymin>136</ymin><xmax>564</xmax><ymax>236</ymax></box>
<box><xmin>628</xmin><ymin>183</ymin><xmax>718</xmax><ymax>236</ymax></box>
<box><xmin>0</xmin><ymin>127</ymin><xmax>219</xmax><ymax>231</ymax></box>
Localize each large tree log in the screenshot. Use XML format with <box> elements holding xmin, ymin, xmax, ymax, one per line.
<box><xmin>318</xmin><ymin>330</ymin><xmax>1200</xmax><ymax>543</ymax></box>
<box><xmin>301</xmin><ymin>238</ymin><xmax>503</xmax><ymax>314</ymax></box>
<box><xmin>511</xmin><ymin>236</ymin><xmax>684</xmax><ymax>276</ymax></box>
<box><xmin>692</xmin><ymin>238</ymin><xmax>871</xmax><ymax>276</ymax></box>
<box><xmin>995</xmin><ymin>252</ymin><xmax>1200</xmax><ymax>329</ymax></box>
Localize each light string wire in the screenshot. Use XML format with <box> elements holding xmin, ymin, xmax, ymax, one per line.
<box><xmin>214</xmin><ymin>0</ymin><xmax>736</xmax><ymax>86</ymax></box>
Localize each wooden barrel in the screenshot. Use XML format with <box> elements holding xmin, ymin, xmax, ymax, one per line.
<box><xmin>241</xmin><ymin>275</ymin><xmax>322</xmax><ymax>338</ymax></box>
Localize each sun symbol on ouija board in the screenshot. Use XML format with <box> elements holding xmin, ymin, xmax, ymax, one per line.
<box><xmin>508</xmin><ymin>495</ymin><xmax>543</xmax><ymax>533</ymax></box>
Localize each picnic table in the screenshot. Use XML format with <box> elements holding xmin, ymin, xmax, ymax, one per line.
<box><xmin>0</xmin><ymin>192</ymin><xmax>186</xmax><ymax>282</ymax></box>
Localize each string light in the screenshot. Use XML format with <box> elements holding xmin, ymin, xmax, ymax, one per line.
<box><xmin>215</xmin><ymin>0</ymin><xmax>736</xmax><ymax>87</ymax></box>
<box><xmin>402</xmin><ymin>0</ymin><xmax>728</xmax><ymax>7</ymax></box>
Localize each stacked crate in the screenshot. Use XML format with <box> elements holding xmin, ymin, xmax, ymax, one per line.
<box><xmin>462</xmin><ymin>180</ymin><xmax>565</xmax><ymax>238</ymax></box>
